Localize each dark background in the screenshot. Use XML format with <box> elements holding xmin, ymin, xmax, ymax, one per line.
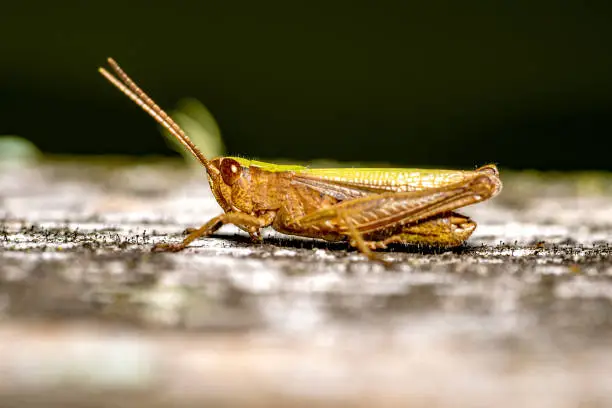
<box><xmin>1</xmin><ymin>1</ymin><xmax>611</xmax><ymax>170</ymax></box>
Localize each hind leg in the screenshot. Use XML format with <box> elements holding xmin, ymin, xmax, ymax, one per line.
<box><xmin>361</xmin><ymin>212</ymin><xmax>476</xmax><ymax>250</ymax></box>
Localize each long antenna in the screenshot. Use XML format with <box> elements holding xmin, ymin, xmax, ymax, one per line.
<box><xmin>98</xmin><ymin>58</ymin><xmax>214</xmax><ymax>173</ymax></box>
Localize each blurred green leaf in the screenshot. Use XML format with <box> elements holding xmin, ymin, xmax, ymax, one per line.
<box><xmin>0</xmin><ymin>136</ymin><xmax>42</xmax><ymax>164</ymax></box>
<box><xmin>160</xmin><ymin>98</ymin><xmax>225</xmax><ymax>167</ymax></box>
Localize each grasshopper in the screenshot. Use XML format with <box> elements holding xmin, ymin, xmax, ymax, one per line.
<box><xmin>99</xmin><ymin>58</ymin><xmax>502</xmax><ymax>260</ymax></box>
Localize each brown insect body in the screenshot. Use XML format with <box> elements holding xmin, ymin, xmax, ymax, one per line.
<box><xmin>99</xmin><ymin>58</ymin><xmax>502</xmax><ymax>260</ymax></box>
<box><xmin>207</xmin><ymin>156</ymin><xmax>500</xmax><ymax>249</ymax></box>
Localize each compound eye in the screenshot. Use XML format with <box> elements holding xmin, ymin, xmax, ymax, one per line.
<box><xmin>220</xmin><ymin>158</ymin><xmax>242</xmax><ymax>185</ymax></box>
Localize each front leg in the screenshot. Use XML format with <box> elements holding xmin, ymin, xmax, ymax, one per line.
<box><xmin>153</xmin><ymin>211</ymin><xmax>276</xmax><ymax>252</ymax></box>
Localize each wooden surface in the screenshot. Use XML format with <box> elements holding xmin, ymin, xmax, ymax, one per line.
<box><xmin>1</xmin><ymin>160</ymin><xmax>612</xmax><ymax>407</ymax></box>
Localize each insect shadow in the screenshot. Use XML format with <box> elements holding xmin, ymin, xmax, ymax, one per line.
<box><xmin>206</xmin><ymin>232</ymin><xmax>474</xmax><ymax>256</ymax></box>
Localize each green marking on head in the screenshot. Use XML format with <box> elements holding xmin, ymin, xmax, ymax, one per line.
<box><xmin>228</xmin><ymin>157</ymin><xmax>308</xmax><ymax>172</ymax></box>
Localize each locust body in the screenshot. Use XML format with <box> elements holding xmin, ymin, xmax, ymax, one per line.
<box><xmin>99</xmin><ymin>58</ymin><xmax>502</xmax><ymax>259</ymax></box>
